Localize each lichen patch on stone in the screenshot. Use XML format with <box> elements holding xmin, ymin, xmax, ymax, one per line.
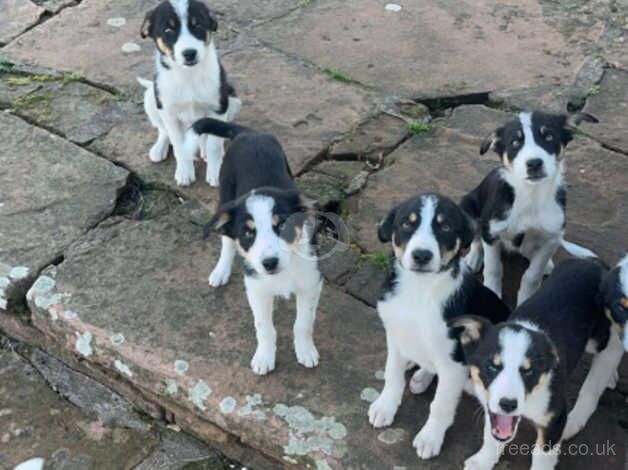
<box><xmin>377</xmin><ymin>428</ymin><xmax>405</xmax><ymax>445</ymax></box>
<box><xmin>9</xmin><ymin>266</ymin><xmax>29</xmax><ymax>280</ymax></box>
<box><xmin>189</xmin><ymin>380</ymin><xmax>212</xmax><ymax>411</ymax></box>
<box><xmin>107</xmin><ymin>17</ymin><xmax>126</xmax><ymax>27</ymax></box>
<box><xmin>30</xmin><ymin>275</ymin><xmax>55</xmax><ymax>294</ymax></box>
<box><xmin>114</xmin><ymin>360</ymin><xmax>132</xmax><ymax>377</ymax></box>
<box><xmin>121</xmin><ymin>42</ymin><xmax>141</xmax><ymax>53</ymax></box>
<box><xmin>165</xmin><ymin>379</ymin><xmax>178</xmax><ymax>396</ymax></box>
<box><xmin>375</xmin><ymin>370</ymin><xmax>385</xmax><ymax>380</ymax></box>
<box><xmin>219</xmin><ymin>396</ymin><xmax>236</xmax><ymax>414</ymax></box>
<box><xmin>238</xmin><ymin>394</ymin><xmax>266</xmax><ymax>419</ymax></box>
<box><xmin>75</xmin><ymin>331</ymin><xmax>93</xmax><ymax>357</ymax></box>
<box><xmin>174</xmin><ymin>359</ymin><xmax>189</xmax><ymax>375</ymax></box>
<box><xmin>360</xmin><ymin>387</ymin><xmax>379</xmax><ymax>403</ymax></box>
<box><xmin>110</xmin><ymin>333</ymin><xmax>125</xmax><ymax>346</ymax></box>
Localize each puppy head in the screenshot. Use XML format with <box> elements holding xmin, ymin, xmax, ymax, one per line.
<box><xmin>141</xmin><ymin>0</ymin><xmax>217</xmax><ymax>67</ymax></box>
<box><xmin>480</xmin><ymin>111</ymin><xmax>598</xmax><ymax>185</ymax></box>
<box><xmin>450</xmin><ymin>317</ymin><xmax>558</xmax><ymax>443</ymax></box>
<box><xmin>378</xmin><ymin>193</ymin><xmax>474</xmax><ymax>274</ymax></box>
<box><xmin>599</xmin><ymin>255</ymin><xmax>628</xmax><ymax>350</ymax></box>
<box><xmin>206</xmin><ymin>188</ymin><xmax>314</xmax><ymax>276</ymax></box>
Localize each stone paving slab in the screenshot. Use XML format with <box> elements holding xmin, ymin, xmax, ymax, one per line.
<box><xmin>582</xmin><ymin>68</ymin><xmax>628</xmax><ymax>154</ymax></box>
<box><xmin>0</xmin><ymin>347</ymin><xmax>157</xmax><ymax>469</ymax></box>
<box><xmin>14</xmin><ymin>202</ymin><xmax>625</xmax><ymax>470</ymax></box>
<box><xmin>0</xmin><ymin>0</ymin><xmax>44</xmax><ymax>46</ymax></box>
<box><xmin>255</xmin><ymin>0</ymin><xmax>601</xmax><ymax>99</ymax></box>
<box><xmin>0</xmin><ymin>113</ymin><xmax>128</xmax><ymax>311</ymax></box>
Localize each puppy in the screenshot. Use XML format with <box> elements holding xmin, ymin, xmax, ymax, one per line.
<box><xmin>138</xmin><ymin>0</ymin><xmax>241</xmax><ymax>187</ymax></box>
<box><xmin>599</xmin><ymin>254</ymin><xmax>628</xmax><ymax>350</ymax></box>
<box><xmin>461</xmin><ymin>111</ymin><xmax>598</xmax><ymax>305</ymax></box>
<box><xmin>451</xmin><ymin>257</ymin><xmax>624</xmax><ymax>470</ymax></box>
<box><xmin>199</xmin><ymin>118</ymin><xmax>322</xmax><ymax>375</ymax></box>
<box><xmin>368</xmin><ymin>192</ymin><xmax>510</xmax><ymax>460</ymax></box>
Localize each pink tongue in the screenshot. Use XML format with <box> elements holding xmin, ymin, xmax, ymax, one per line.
<box><xmin>493</xmin><ymin>415</ymin><xmax>515</xmax><ymax>440</ymax></box>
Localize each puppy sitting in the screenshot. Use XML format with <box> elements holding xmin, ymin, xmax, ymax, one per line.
<box><xmin>200</xmin><ymin>118</ymin><xmax>322</xmax><ymax>375</ymax></box>
<box><xmin>599</xmin><ymin>254</ymin><xmax>628</xmax><ymax>350</ymax></box>
<box><xmin>368</xmin><ymin>192</ymin><xmax>510</xmax><ymax>460</ymax></box>
<box><xmin>138</xmin><ymin>0</ymin><xmax>241</xmax><ymax>187</ymax></box>
<box><xmin>451</xmin><ymin>257</ymin><xmax>624</xmax><ymax>470</ymax></box>
<box><xmin>461</xmin><ymin>111</ymin><xmax>598</xmax><ymax>305</ymax></box>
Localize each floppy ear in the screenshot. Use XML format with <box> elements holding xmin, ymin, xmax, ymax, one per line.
<box><xmin>448</xmin><ymin>315</ymin><xmax>492</xmax><ymax>360</ymax></box>
<box><xmin>377</xmin><ymin>206</ymin><xmax>398</xmax><ymax>243</ymax></box>
<box><xmin>566</xmin><ymin>112</ymin><xmax>598</xmax><ymax>128</ymax></box>
<box><xmin>208</xmin><ymin>13</ymin><xmax>218</xmax><ymax>32</ymax></box>
<box><xmin>479</xmin><ymin>127</ymin><xmax>504</xmax><ymax>156</ymax></box>
<box><xmin>459</xmin><ymin>211</ymin><xmax>476</xmax><ymax>252</ymax></box>
<box><xmin>141</xmin><ymin>9</ymin><xmax>155</xmax><ymax>39</ymax></box>
<box><xmin>203</xmin><ymin>201</ymin><xmax>236</xmax><ymax>239</ymax></box>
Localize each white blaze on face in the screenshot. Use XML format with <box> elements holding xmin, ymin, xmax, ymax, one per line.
<box><xmin>513</xmin><ymin>112</ymin><xmax>558</xmax><ymax>183</ymax></box>
<box><xmin>169</xmin><ymin>0</ymin><xmax>207</xmax><ymax>65</ymax></box>
<box><xmin>245</xmin><ymin>195</ymin><xmax>290</xmax><ymax>274</ymax></box>
<box><xmin>402</xmin><ymin>195</ymin><xmax>441</xmax><ymax>271</ymax></box>
<box><xmin>488</xmin><ymin>328</ymin><xmax>529</xmax><ymax>415</ymax></box>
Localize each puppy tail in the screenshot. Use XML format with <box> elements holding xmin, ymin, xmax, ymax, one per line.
<box><xmin>191</xmin><ymin>117</ymin><xmax>250</xmax><ymax>140</ymax></box>
<box><xmin>136</xmin><ymin>77</ymin><xmax>153</xmax><ymax>89</ymax></box>
<box><xmin>561</xmin><ymin>238</ymin><xmax>597</xmax><ymax>259</ymax></box>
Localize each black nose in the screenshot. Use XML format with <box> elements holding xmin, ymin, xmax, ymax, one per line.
<box><xmin>499</xmin><ymin>398</ymin><xmax>518</xmax><ymax>413</ymax></box>
<box><xmin>412</xmin><ymin>249</ymin><xmax>433</xmax><ymax>265</ymax></box>
<box><xmin>526</xmin><ymin>158</ymin><xmax>543</xmax><ymax>172</ymax></box>
<box><xmin>262</xmin><ymin>257</ymin><xmax>279</xmax><ymax>273</ymax></box>
<box><xmin>182</xmin><ymin>49</ymin><xmax>197</xmax><ymax>63</ymax></box>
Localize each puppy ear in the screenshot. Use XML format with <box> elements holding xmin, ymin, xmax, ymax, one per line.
<box><xmin>208</xmin><ymin>14</ymin><xmax>218</xmax><ymax>32</ymax></box>
<box><xmin>448</xmin><ymin>315</ymin><xmax>492</xmax><ymax>359</ymax></box>
<box><xmin>204</xmin><ymin>202</ymin><xmax>236</xmax><ymax>238</ymax></box>
<box><xmin>459</xmin><ymin>211</ymin><xmax>477</xmax><ymax>252</ymax></box>
<box><xmin>566</xmin><ymin>112</ymin><xmax>599</xmax><ymax>128</ymax></box>
<box><xmin>140</xmin><ymin>9</ymin><xmax>155</xmax><ymax>39</ymax></box>
<box><xmin>479</xmin><ymin>127</ymin><xmax>504</xmax><ymax>156</ymax></box>
<box><xmin>378</xmin><ymin>206</ymin><xmax>398</xmax><ymax>243</ymax></box>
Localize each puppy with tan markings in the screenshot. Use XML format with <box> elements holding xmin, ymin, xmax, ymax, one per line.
<box><xmin>451</xmin><ymin>257</ymin><xmax>624</xmax><ymax>470</ymax></box>
<box><xmin>369</xmin><ymin>192</ymin><xmax>510</xmax><ymax>460</ymax></box>
<box><xmin>138</xmin><ymin>0</ymin><xmax>241</xmax><ymax>187</ymax></box>
<box><xmin>599</xmin><ymin>255</ymin><xmax>628</xmax><ymax>351</ymax></box>
<box><xmin>199</xmin><ymin>118</ymin><xmax>322</xmax><ymax>375</ymax></box>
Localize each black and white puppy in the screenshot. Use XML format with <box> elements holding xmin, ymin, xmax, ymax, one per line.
<box><xmin>368</xmin><ymin>192</ymin><xmax>510</xmax><ymax>460</ymax></box>
<box><xmin>451</xmin><ymin>258</ymin><xmax>624</xmax><ymax>470</ymax></box>
<box><xmin>200</xmin><ymin>118</ymin><xmax>322</xmax><ymax>375</ymax></box>
<box><xmin>138</xmin><ymin>0</ymin><xmax>241</xmax><ymax>187</ymax></box>
<box><xmin>599</xmin><ymin>254</ymin><xmax>628</xmax><ymax>351</ymax></box>
<box><xmin>461</xmin><ymin>111</ymin><xmax>598</xmax><ymax>305</ymax></box>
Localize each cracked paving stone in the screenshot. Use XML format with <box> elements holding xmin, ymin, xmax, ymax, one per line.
<box><xmin>0</xmin><ymin>112</ymin><xmax>128</xmax><ymax>311</ymax></box>
<box><xmin>0</xmin><ymin>0</ymin><xmax>44</xmax><ymax>46</ymax></box>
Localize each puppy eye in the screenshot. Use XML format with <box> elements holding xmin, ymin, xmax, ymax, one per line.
<box><xmin>440</xmin><ymin>223</ymin><xmax>451</xmax><ymax>232</ymax></box>
<box><xmin>520</xmin><ymin>366</ymin><xmax>534</xmax><ymax>377</ymax></box>
<box><xmin>243</xmin><ymin>228</ymin><xmax>256</xmax><ymax>239</ymax></box>
<box><xmin>401</xmin><ymin>221</ymin><xmax>413</xmax><ymax>231</ymax></box>
<box><xmin>545</xmin><ymin>134</ymin><xmax>553</xmax><ymax>142</ymax></box>
<box><xmin>512</xmin><ymin>139</ymin><xmax>521</xmax><ymax>147</ymax></box>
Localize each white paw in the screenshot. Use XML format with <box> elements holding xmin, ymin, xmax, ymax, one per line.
<box><xmin>413</xmin><ymin>425</ymin><xmax>444</xmax><ymax>460</ymax></box>
<box><xmin>464</xmin><ymin>452</ymin><xmax>495</xmax><ymax>470</ymax></box>
<box><xmin>209</xmin><ymin>264</ymin><xmax>231</xmax><ymax>287</ymax></box>
<box><xmin>409</xmin><ymin>369</ymin><xmax>435</xmax><ymax>394</ymax></box>
<box><xmin>368</xmin><ymin>395</ymin><xmax>398</xmax><ymax>428</ymax></box>
<box><xmin>251</xmin><ymin>347</ymin><xmax>276</xmax><ymax>375</ymax></box>
<box><xmin>607</xmin><ymin>369</ymin><xmax>619</xmax><ymax>390</ymax></box>
<box><xmin>544</xmin><ymin>259</ymin><xmax>555</xmax><ymax>276</ymax></box>
<box><xmin>295</xmin><ymin>338</ymin><xmax>319</xmax><ymax>368</ymax></box>
<box><xmin>175</xmin><ymin>160</ymin><xmax>196</xmax><ymax>186</ymax></box>
<box><xmin>206</xmin><ymin>167</ymin><xmax>220</xmax><ymax>187</ymax></box>
<box><xmin>149</xmin><ymin>142</ymin><xmax>169</xmax><ymax>162</ymax></box>
<box><xmin>562</xmin><ymin>417</ymin><xmax>583</xmax><ymax>441</ymax></box>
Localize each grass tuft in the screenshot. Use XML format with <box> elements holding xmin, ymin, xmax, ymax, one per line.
<box><xmin>323</xmin><ymin>67</ymin><xmax>353</xmax><ymax>83</ymax></box>
<box><xmin>364</xmin><ymin>252</ymin><xmax>391</xmax><ymax>270</ymax></box>
<box><xmin>406</xmin><ymin>120</ymin><xmax>430</xmax><ymax>134</ymax></box>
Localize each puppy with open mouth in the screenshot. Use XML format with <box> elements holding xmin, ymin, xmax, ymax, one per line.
<box><xmin>451</xmin><ymin>257</ymin><xmax>624</xmax><ymax>470</ymax></box>
<box><xmin>199</xmin><ymin>118</ymin><xmax>322</xmax><ymax>375</ymax></box>
<box><xmin>368</xmin><ymin>192</ymin><xmax>510</xmax><ymax>460</ymax></box>
<box><xmin>138</xmin><ymin>0</ymin><xmax>241</xmax><ymax>187</ymax></box>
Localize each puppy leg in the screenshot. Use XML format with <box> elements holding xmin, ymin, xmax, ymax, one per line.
<box><xmin>413</xmin><ymin>364</ymin><xmax>467</xmax><ymax>459</ymax></box>
<box><xmin>245</xmin><ymin>278</ymin><xmax>276</xmax><ymax>375</ymax></box>
<box><xmin>162</xmin><ymin>114</ymin><xmax>196</xmax><ymax>186</ymax></box>
<box><xmin>517</xmin><ymin>240</ymin><xmax>559</xmax><ymax>305</ymax></box>
<box><xmin>531</xmin><ymin>419</ymin><xmax>565</xmax><ymax>470</ymax></box>
<box><xmin>209</xmin><ymin>236</ymin><xmax>235</xmax><ymax>287</ymax></box>
<box><xmin>482</xmin><ymin>241</ymin><xmax>503</xmax><ymax>298</ymax></box>
<box><xmin>205</xmin><ymin>134</ymin><xmax>225</xmax><ymax>187</ymax></box>
<box><xmin>293</xmin><ymin>278</ymin><xmax>323</xmax><ymax>368</ymax></box>
<box><xmin>369</xmin><ymin>331</ymin><xmax>406</xmax><ymax>428</ymax></box>
<box><xmin>562</xmin><ymin>329</ymin><xmax>623</xmax><ymax>440</ymax></box>
<box><xmin>143</xmin><ymin>87</ymin><xmax>170</xmax><ymax>162</ymax></box>
<box><xmin>464</xmin><ymin>238</ymin><xmax>483</xmax><ymax>273</ymax></box>
<box><xmin>409</xmin><ymin>368</ymin><xmax>435</xmax><ymax>394</ymax></box>
<box><xmin>464</xmin><ymin>412</ymin><xmax>504</xmax><ymax>470</ymax></box>
<box><xmin>226</xmin><ymin>96</ymin><xmax>242</xmax><ymax>122</ymax></box>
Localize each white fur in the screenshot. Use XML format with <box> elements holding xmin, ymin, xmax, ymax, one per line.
<box><xmin>139</xmin><ymin>2</ymin><xmax>240</xmax><ymax>187</ymax></box>
<box><xmin>210</xmin><ymin>194</ymin><xmax>322</xmax><ymax>375</ymax></box>
<box><xmin>369</xmin><ymin>265</ymin><xmax>468</xmax><ymax>459</ymax></box>
<box><xmin>14</xmin><ymin>459</ymin><xmax>44</xmax><ymax>470</ymax></box>
<box><xmin>400</xmin><ymin>196</ymin><xmax>441</xmax><ymax>272</ymax></box>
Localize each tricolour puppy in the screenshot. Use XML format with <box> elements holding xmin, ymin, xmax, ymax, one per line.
<box><xmin>599</xmin><ymin>254</ymin><xmax>628</xmax><ymax>350</ymax></box>
<box><xmin>461</xmin><ymin>111</ymin><xmax>598</xmax><ymax>305</ymax></box>
<box><xmin>368</xmin><ymin>192</ymin><xmax>510</xmax><ymax>460</ymax></box>
<box><xmin>138</xmin><ymin>0</ymin><xmax>241</xmax><ymax>187</ymax></box>
<box><xmin>199</xmin><ymin>118</ymin><xmax>322</xmax><ymax>375</ymax></box>
<box><xmin>451</xmin><ymin>258</ymin><xmax>624</xmax><ymax>470</ymax></box>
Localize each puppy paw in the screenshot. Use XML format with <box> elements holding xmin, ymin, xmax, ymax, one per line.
<box><xmin>464</xmin><ymin>452</ymin><xmax>496</xmax><ymax>470</ymax></box>
<box><xmin>295</xmin><ymin>338</ymin><xmax>319</xmax><ymax>368</ymax></box>
<box><xmin>409</xmin><ymin>369</ymin><xmax>435</xmax><ymax>394</ymax></box>
<box><xmin>206</xmin><ymin>169</ymin><xmax>220</xmax><ymax>188</ymax></box>
<box><xmin>209</xmin><ymin>264</ymin><xmax>231</xmax><ymax>287</ymax></box>
<box><xmin>368</xmin><ymin>395</ymin><xmax>398</xmax><ymax>428</ymax></box>
<box><xmin>175</xmin><ymin>160</ymin><xmax>196</xmax><ymax>187</ymax></box>
<box><xmin>413</xmin><ymin>425</ymin><xmax>444</xmax><ymax>460</ymax></box>
<box><xmin>149</xmin><ymin>142</ymin><xmax>169</xmax><ymax>162</ymax></box>
<box><xmin>251</xmin><ymin>347</ymin><xmax>276</xmax><ymax>376</ymax></box>
<box><xmin>607</xmin><ymin>369</ymin><xmax>619</xmax><ymax>390</ymax></box>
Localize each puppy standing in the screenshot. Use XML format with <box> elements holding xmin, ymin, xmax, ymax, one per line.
<box><xmin>368</xmin><ymin>193</ymin><xmax>510</xmax><ymax>460</ymax></box>
<box><xmin>139</xmin><ymin>0</ymin><xmax>241</xmax><ymax>187</ymax></box>
<box><xmin>199</xmin><ymin>118</ymin><xmax>323</xmax><ymax>375</ymax></box>
<box><xmin>461</xmin><ymin>111</ymin><xmax>597</xmax><ymax>305</ymax></box>
<box><xmin>599</xmin><ymin>254</ymin><xmax>628</xmax><ymax>351</ymax></box>
<box><xmin>451</xmin><ymin>258</ymin><xmax>624</xmax><ymax>470</ymax></box>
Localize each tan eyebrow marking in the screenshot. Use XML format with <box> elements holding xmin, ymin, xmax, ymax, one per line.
<box><xmin>437</xmin><ymin>213</ymin><xmax>445</xmax><ymax>224</ymax></box>
<box><xmin>522</xmin><ymin>358</ymin><xmax>531</xmax><ymax>370</ymax></box>
<box><xmin>272</xmin><ymin>214</ymin><xmax>280</xmax><ymax>226</ymax></box>
<box><xmin>245</xmin><ymin>219</ymin><xmax>256</xmax><ymax>230</ymax></box>
<box><xmin>409</xmin><ymin>212</ymin><xmax>417</xmax><ymax>223</ymax></box>
<box><xmin>493</xmin><ymin>354</ymin><xmax>502</xmax><ymax>367</ymax></box>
